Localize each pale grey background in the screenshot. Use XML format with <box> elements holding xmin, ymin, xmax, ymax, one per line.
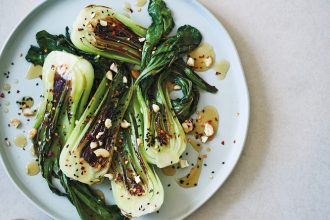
<box><xmin>1</xmin><ymin>0</ymin><xmax>330</xmax><ymax>219</ymax></box>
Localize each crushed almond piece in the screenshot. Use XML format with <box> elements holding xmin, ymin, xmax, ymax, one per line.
<box><xmin>28</xmin><ymin>128</ymin><xmax>37</xmax><ymax>139</ymax></box>
<box><xmin>179</xmin><ymin>159</ymin><xmax>189</xmax><ymax>168</ymax></box>
<box><xmin>121</xmin><ymin>120</ymin><xmax>131</xmax><ymax>128</ymax></box>
<box><xmin>204</xmin><ymin>123</ymin><xmax>214</xmax><ymax>137</ymax></box>
<box><xmin>182</xmin><ymin>119</ymin><xmax>193</xmax><ymax>133</ymax></box>
<box><xmin>110</xmin><ymin>63</ymin><xmax>118</xmax><ymax>73</ymax></box>
<box><xmin>201</xmin><ymin>135</ymin><xmax>208</xmax><ymax>143</ymax></box>
<box><xmin>106</xmin><ymin>70</ymin><xmax>113</xmax><ymax>81</ymax></box>
<box><xmin>173</xmin><ymin>85</ymin><xmax>181</xmax><ymax>90</ymax></box>
<box><xmin>134</xmin><ymin>175</ymin><xmax>141</xmax><ymax>183</ymax></box>
<box><xmin>152</xmin><ymin>104</ymin><xmax>160</xmax><ymax>112</ymax></box>
<box><xmin>23</xmin><ymin>109</ymin><xmax>36</xmax><ymax>117</ymax></box>
<box><xmin>10</xmin><ymin>118</ymin><xmax>21</xmax><ymax>128</ymax></box>
<box><xmin>105</xmin><ymin>118</ymin><xmax>112</xmax><ymax>128</ymax></box>
<box><xmin>204</xmin><ymin>56</ymin><xmax>213</xmax><ymax>67</ymax></box>
<box><xmin>138</xmin><ymin>37</ymin><xmax>146</xmax><ymax>42</ymax></box>
<box><xmin>187</xmin><ymin>57</ymin><xmax>195</xmax><ymax>67</ymax></box>
<box><xmin>90</xmin><ymin>142</ymin><xmax>98</xmax><ymax>149</ymax></box>
<box><xmin>100</xmin><ymin>20</ymin><xmax>107</xmax><ymax>26</ymax></box>
<box><xmin>94</xmin><ymin>148</ymin><xmax>110</xmax><ymax>158</ymax></box>
<box><xmin>123</xmin><ymin>76</ymin><xmax>128</xmax><ymax>83</ymax></box>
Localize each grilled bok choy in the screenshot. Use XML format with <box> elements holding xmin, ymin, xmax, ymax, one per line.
<box><xmin>31</xmin><ymin>51</ymin><xmax>94</xmax><ymax>192</ymax></box>
<box><xmin>136</xmin><ymin>72</ymin><xmax>186</xmax><ymax>168</ymax></box>
<box><xmin>60</xmin><ymin>65</ymin><xmax>134</xmax><ymax>184</ymax></box>
<box><xmin>71</xmin><ymin>5</ymin><xmax>146</xmax><ymax>65</ymax></box>
<box><xmin>109</xmin><ymin>109</ymin><xmax>164</xmax><ymax>218</ymax></box>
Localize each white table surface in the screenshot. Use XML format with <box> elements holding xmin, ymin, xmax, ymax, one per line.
<box><xmin>1</xmin><ymin>0</ymin><xmax>330</xmax><ymax>219</ymax></box>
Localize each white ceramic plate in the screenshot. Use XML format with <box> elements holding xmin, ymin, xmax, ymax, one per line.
<box><xmin>0</xmin><ymin>0</ymin><xmax>249</xmax><ymax>219</ymax></box>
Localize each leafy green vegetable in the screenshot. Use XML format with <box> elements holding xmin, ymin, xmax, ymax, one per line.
<box><xmin>25</xmin><ymin>28</ymin><xmax>113</xmax><ymax>80</ymax></box>
<box><xmin>136</xmin><ymin>71</ymin><xmax>187</xmax><ymax>168</ymax></box>
<box><xmin>109</xmin><ymin>110</ymin><xmax>164</xmax><ymax>217</ymax></box>
<box><xmin>136</xmin><ymin>25</ymin><xmax>202</xmax><ymax>85</ymax></box>
<box><xmin>60</xmin><ymin>65</ymin><xmax>133</xmax><ymax>184</ymax></box>
<box><xmin>174</xmin><ymin>60</ymin><xmax>218</xmax><ymax>93</ymax></box>
<box><xmin>71</xmin><ymin>5</ymin><xmax>146</xmax><ymax>65</ymax></box>
<box><xmin>141</xmin><ymin>0</ymin><xmax>174</xmax><ymax>69</ymax></box>
<box><xmin>32</xmin><ymin>51</ymin><xmax>94</xmax><ymax>192</ymax></box>
<box><xmin>169</xmin><ymin>71</ymin><xmax>200</xmax><ymax>122</ymax></box>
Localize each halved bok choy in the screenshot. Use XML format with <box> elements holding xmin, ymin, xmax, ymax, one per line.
<box><xmin>71</xmin><ymin>5</ymin><xmax>146</xmax><ymax>65</ymax></box>
<box><xmin>60</xmin><ymin>65</ymin><xmax>134</xmax><ymax>184</ymax></box>
<box><xmin>31</xmin><ymin>51</ymin><xmax>94</xmax><ymax>192</ymax></box>
<box><xmin>136</xmin><ymin>72</ymin><xmax>187</xmax><ymax>168</ymax></box>
<box><xmin>109</xmin><ymin>99</ymin><xmax>164</xmax><ymax>218</ymax></box>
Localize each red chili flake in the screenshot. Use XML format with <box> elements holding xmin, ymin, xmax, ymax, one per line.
<box><xmin>233</xmin><ymin>140</ymin><xmax>236</xmax><ymax>144</ymax></box>
<box><xmin>221</xmin><ymin>141</ymin><xmax>225</xmax><ymax>145</ymax></box>
<box><xmin>0</xmin><ymin>93</ymin><xmax>5</xmax><ymax>98</ymax></box>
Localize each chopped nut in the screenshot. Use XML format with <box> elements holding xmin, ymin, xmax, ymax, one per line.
<box><xmin>124</xmin><ymin>160</ymin><xmax>129</xmax><ymax>165</ymax></box>
<box><xmin>204</xmin><ymin>123</ymin><xmax>214</xmax><ymax>137</ymax></box>
<box><xmin>137</xmin><ymin>138</ymin><xmax>142</xmax><ymax>146</ymax></box>
<box><xmin>96</xmin><ymin>132</ymin><xmax>104</xmax><ymax>139</ymax></box>
<box><xmin>23</xmin><ymin>109</ymin><xmax>36</xmax><ymax>117</ymax></box>
<box><xmin>100</xmin><ymin>20</ymin><xmax>107</xmax><ymax>26</ymax></box>
<box><xmin>94</xmin><ymin>148</ymin><xmax>110</xmax><ymax>158</ymax></box>
<box><xmin>187</xmin><ymin>57</ymin><xmax>195</xmax><ymax>67</ymax></box>
<box><xmin>98</xmin><ymin>141</ymin><xmax>103</xmax><ymax>146</ymax></box>
<box><xmin>152</xmin><ymin>104</ymin><xmax>160</xmax><ymax>112</ymax></box>
<box><xmin>182</xmin><ymin>119</ymin><xmax>193</xmax><ymax>133</ymax></box>
<box><xmin>90</xmin><ymin>142</ymin><xmax>98</xmax><ymax>149</ymax></box>
<box><xmin>134</xmin><ymin>175</ymin><xmax>141</xmax><ymax>184</ymax></box>
<box><xmin>179</xmin><ymin>159</ymin><xmax>189</xmax><ymax>168</ymax></box>
<box><xmin>120</xmin><ymin>120</ymin><xmax>131</xmax><ymax>128</ymax></box>
<box><xmin>104</xmin><ymin>173</ymin><xmax>114</xmax><ymax>180</ymax></box>
<box><xmin>110</xmin><ymin>63</ymin><xmax>118</xmax><ymax>73</ymax></box>
<box><xmin>173</xmin><ymin>85</ymin><xmax>181</xmax><ymax>90</ymax></box>
<box><xmin>138</xmin><ymin>37</ymin><xmax>146</xmax><ymax>42</ymax></box>
<box><xmin>204</xmin><ymin>56</ymin><xmax>213</xmax><ymax>67</ymax></box>
<box><xmin>131</xmin><ymin>69</ymin><xmax>140</xmax><ymax>78</ymax></box>
<box><xmin>106</xmin><ymin>70</ymin><xmax>113</xmax><ymax>81</ymax></box>
<box><xmin>201</xmin><ymin>135</ymin><xmax>208</xmax><ymax>143</ymax></box>
<box><xmin>10</xmin><ymin>118</ymin><xmax>21</xmax><ymax>128</ymax></box>
<box><xmin>105</xmin><ymin>118</ymin><xmax>112</xmax><ymax>128</ymax></box>
<box><xmin>28</xmin><ymin>128</ymin><xmax>37</xmax><ymax>139</ymax></box>
<box><xmin>91</xmin><ymin>12</ymin><xmax>96</xmax><ymax>18</ymax></box>
<box><xmin>123</xmin><ymin>76</ymin><xmax>128</xmax><ymax>83</ymax></box>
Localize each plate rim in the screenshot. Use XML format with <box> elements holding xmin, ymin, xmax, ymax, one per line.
<box><xmin>0</xmin><ymin>0</ymin><xmax>250</xmax><ymax>219</ymax></box>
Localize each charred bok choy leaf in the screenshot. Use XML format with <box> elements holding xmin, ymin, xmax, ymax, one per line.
<box><xmin>109</xmin><ymin>101</ymin><xmax>164</xmax><ymax>218</ymax></box>
<box><xmin>135</xmin><ymin>25</ymin><xmax>202</xmax><ymax>85</ymax></box>
<box><xmin>169</xmin><ymin>71</ymin><xmax>200</xmax><ymax>122</ymax></box>
<box><xmin>71</xmin><ymin>5</ymin><xmax>146</xmax><ymax>65</ymax></box>
<box><xmin>141</xmin><ymin>0</ymin><xmax>174</xmax><ymax>69</ymax></box>
<box><xmin>60</xmin><ymin>64</ymin><xmax>134</xmax><ymax>184</ymax></box>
